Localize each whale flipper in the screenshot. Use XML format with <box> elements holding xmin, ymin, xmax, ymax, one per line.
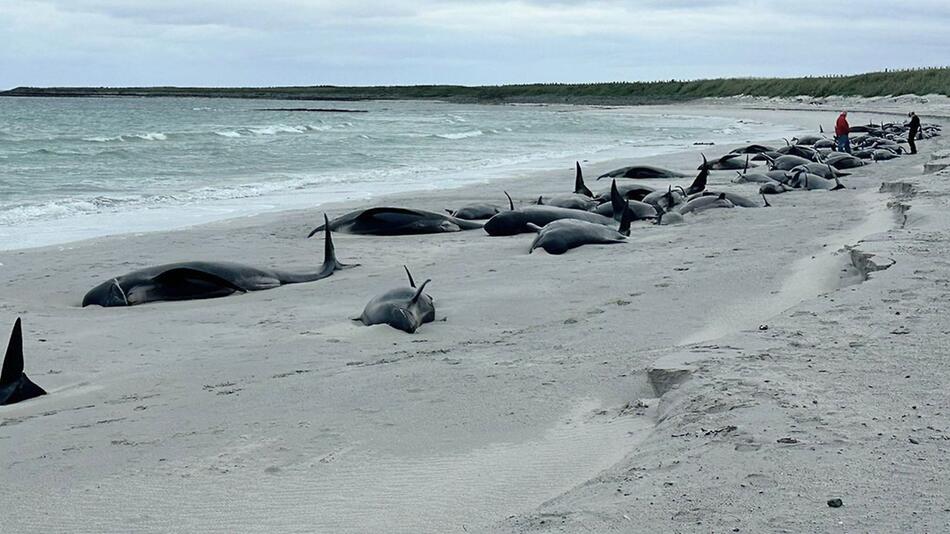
<box><xmin>1</xmin><ymin>318</ymin><xmax>47</xmax><ymax>406</ymax></box>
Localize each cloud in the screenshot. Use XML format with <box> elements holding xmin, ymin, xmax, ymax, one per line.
<box><xmin>2</xmin><ymin>0</ymin><xmax>949</xmax><ymax>87</ymax></box>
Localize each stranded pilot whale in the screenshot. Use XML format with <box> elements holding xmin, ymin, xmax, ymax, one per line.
<box><xmin>2</xmin><ymin>318</ymin><xmax>47</xmax><ymax>406</ymax></box>
<box><xmin>356</xmin><ymin>266</ymin><xmax>435</xmax><ymax>333</ymax></box>
<box><xmin>83</xmin><ymin>215</ymin><xmax>356</xmax><ymax>307</ymax></box>
<box><xmin>528</xmin><ymin>202</ymin><xmax>635</xmax><ymax>255</ymax></box>
<box><xmin>307</xmin><ymin>207</ymin><xmax>483</xmax><ymax>237</ymax></box>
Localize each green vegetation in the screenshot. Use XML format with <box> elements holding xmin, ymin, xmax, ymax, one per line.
<box><xmin>3</xmin><ymin>67</ymin><xmax>948</xmax><ymax>104</ymax></box>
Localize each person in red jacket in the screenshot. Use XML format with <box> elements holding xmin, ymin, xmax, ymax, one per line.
<box><xmin>834</xmin><ymin>111</ymin><xmax>851</xmax><ymax>153</ymax></box>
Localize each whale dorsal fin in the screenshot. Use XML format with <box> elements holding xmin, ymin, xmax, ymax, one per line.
<box><xmin>762</xmin><ymin>194</ymin><xmax>771</xmax><ymax>207</ymax></box>
<box><xmin>504</xmin><ymin>191</ymin><xmax>514</xmax><ymax>211</ymax></box>
<box><xmin>404</xmin><ymin>265</ymin><xmax>416</xmax><ymax>288</ymax></box>
<box><xmin>536</xmin><ymin>195</ymin><xmax>544</xmax><ymax>205</ymax></box>
<box><xmin>411</xmin><ymin>279</ymin><xmax>432</xmax><ymax>304</ymax></box>
<box><xmin>1</xmin><ymin>318</ymin><xmax>23</xmax><ymax>388</ymax></box>
<box><xmin>574</xmin><ymin>162</ymin><xmax>593</xmax><ymax>198</ymax></box>
<box><xmin>1</xmin><ymin>318</ymin><xmax>47</xmax><ymax>405</ymax></box>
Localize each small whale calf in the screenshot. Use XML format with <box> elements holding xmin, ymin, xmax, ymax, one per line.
<box><xmin>83</xmin><ymin>215</ymin><xmax>355</xmax><ymax>307</ymax></box>
<box><xmin>356</xmin><ymin>267</ymin><xmax>435</xmax><ymax>333</ymax></box>
<box><xmin>2</xmin><ymin>318</ymin><xmax>46</xmax><ymax>406</ymax></box>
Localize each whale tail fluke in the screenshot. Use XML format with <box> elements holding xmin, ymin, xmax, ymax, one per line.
<box><xmin>307</xmin><ymin>213</ymin><xmax>330</xmax><ymax>239</ymax></box>
<box><xmin>686</xmin><ymin>156</ymin><xmax>709</xmax><ymax>195</ymax></box>
<box><xmin>322</xmin><ymin>214</ymin><xmax>358</xmax><ymax>273</ymax></box>
<box><xmin>1</xmin><ymin>318</ymin><xmax>47</xmax><ymax>406</ymax></box>
<box><xmin>619</xmin><ymin>200</ymin><xmax>635</xmax><ymax>236</ymax></box>
<box><xmin>404</xmin><ymin>265</ymin><xmax>416</xmax><ymax>288</ymax></box>
<box><xmin>411</xmin><ymin>280</ymin><xmax>432</xmax><ymax>304</ymax></box>
<box><xmin>574</xmin><ymin>162</ymin><xmax>593</xmax><ymax>197</ymax></box>
<box><xmin>610</xmin><ymin>179</ymin><xmax>625</xmax><ymax>221</ymax></box>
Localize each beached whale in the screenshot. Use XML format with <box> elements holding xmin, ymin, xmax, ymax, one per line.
<box><xmin>356</xmin><ymin>267</ymin><xmax>435</xmax><ymax>334</ymax></box>
<box><xmin>641</xmin><ymin>186</ymin><xmax>686</xmax><ymax>211</ymax></box>
<box><xmin>791</xmin><ymin>134</ymin><xmax>824</xmax><ymax>146</ymax></box>
<box><xmin>592</xmin><ymin>180</ymin><xmax>658</xmax><ymax>220</ymax></box>
<box><xmin>702</xmin><ymin>153</ymin><xmax>755</xmax><ymax>171</ymax></box>
<box><xmin>776</xmin><ymin>144</ymin><xmax>820</xmax><ymax>161</ymax></box>
<box><xmin>730</xmin><ymin>144</ymin><xmax>775</xmax><ymax>154</ymax></box>
<box><xmin>788</xmin><ymin>170</ymin><xmax>845</xmax><ymax>191</ymax></box>
<box><xmin>687</xmin><ymin>191</ymin><xmax>764</xmax><ymax>208</ymax></box>
<box><xmin>1</xmin><ymin>318</ymin><xmax>47</xmax><ymax>406</ymax></box>
<box><xmin>484</xmin><ymin>203</ymin><xmax>618</xmax><ymax>236</ymax></box>
<box><xmin>535</xmin><ymin>162</ymin><xmax>598</xmax><ymax>210</ymax></box>
<box><xmin>528</xmin><ymin>205</ymin><xmax>634</xmax><ymax>255</ymax></box>
<box><xmin>732</xmin><ymin>171</ymin><xmax>777</xmax><ymax>184</ymax></box>
<box><xmin>308</xmin><ymin>207</ymin><xmax>482</xmax><ymax>236</ymax></box>
<box><xmin>83</xmin><ymin>216</ymin><xmax>355</xmax><ymax>307</ymax></box>
<box><xmin>791</xmin><ymin>163</ymin><xmax>848</xmax><ymax>179</ymax></box>
<box><xmin>594</xmin><ymin>182</ymin><xmax>656</xmax><ymax>204</ymax></box>
<box><xmin>760</xmin><ymin>182</ymin><xmax>792</xmax><ymax>195</ymax></box>
<box><xmin>768</xmin><ymin>154</ymin><xmax>814</xmax><ymax>171</ymax></box>
<box><xmin>640</xmin><ymin>159</ymin><xmax>707</xmax><ymax>210</ymax></box>
<box><xmin>536</xmin><ymin>194</ymin><xmax>599</xmax><ymax>211</ymax></box>
<box><xmin>597</xmin><ymin>165</ymin><xmax>687</xmax><ymax>180</ymax></box>
<box><xmin>445</xmin><ymin>201</ymin><xmax>503</xmax><ymax>220</ymax></box>
<box><xmin>677</xmin><ymin>193</ymin><xmax>734</xmax><ymax>215</ymax></box>
<box><xmin>654</xmin><ymin>204</ymin><xmax>685</xmax><ymax>225</ymax></box>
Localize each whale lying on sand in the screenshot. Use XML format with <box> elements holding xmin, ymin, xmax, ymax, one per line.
<box><xmin>84</xmin><ymin>215</ymin><xmax>355</xmax><ymax>307</ymax></box>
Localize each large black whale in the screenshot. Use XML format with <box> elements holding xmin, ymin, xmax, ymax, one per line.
<box><xmin>83</xmin><ymin>215</ymin><xmax>355</xmax><ymax>307</ymax></box>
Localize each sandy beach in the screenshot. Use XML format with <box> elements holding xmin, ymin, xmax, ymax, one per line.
<box><xmin>2</xmin><ymin>101</ymin><xmax>947</xmax><ymax>533</ymax></box>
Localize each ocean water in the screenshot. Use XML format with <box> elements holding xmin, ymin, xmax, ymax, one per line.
<box><xmin>0</xmin><ymin>97</ymin><xmax>795</xmax><ymax>250</ymax></box>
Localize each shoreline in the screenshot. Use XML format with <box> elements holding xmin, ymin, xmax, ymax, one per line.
<box><xmin>1</xmin><ymin>103</ymin><xmax>807</xmax><ymax>253</ymax></box>
<box><xmin>1</xmin><ymin>102</ymin><xmax>946</xmax><ymax>533</ymax></box>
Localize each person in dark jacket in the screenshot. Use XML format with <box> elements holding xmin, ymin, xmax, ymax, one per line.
<box><xmin>834</xmin><ymin>111</ymin><xmax>850</xmax><ymax>153</ymax></box>
<box><xmin>907</xmin><ymin>112</ymin><xmax>921</xmax><ymax>154</ymax></box>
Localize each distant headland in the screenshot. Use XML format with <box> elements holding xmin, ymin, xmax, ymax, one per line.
<box><xmin>2</xmin><ymin>67</ymin><xmax>948</xmax><ymax>104</ymax></box>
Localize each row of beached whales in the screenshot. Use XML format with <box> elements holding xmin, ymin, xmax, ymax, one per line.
<box><xmin>1</xmin><ymin>120</ymin><xmax>941</xmax><ymax>406</ymax></box>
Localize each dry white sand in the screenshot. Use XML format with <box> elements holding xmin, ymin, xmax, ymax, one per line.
<box><xmin>1</xmin><ymin>103</ymin><xmax>946</xmax><ymax>533</ymax></box>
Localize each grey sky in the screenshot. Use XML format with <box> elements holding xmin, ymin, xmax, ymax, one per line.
<box><xmin>2</xmin><ymin>0</ymin><xmax>948</xmax><ymax>87</ymax></box>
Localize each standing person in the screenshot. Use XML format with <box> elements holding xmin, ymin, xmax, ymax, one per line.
<box><xmin>835</xmin><ymin>111</ymin><xmax>851</xmax><ymax>153</ymax></box>
<box><xmin>907</xmin><ymin>111</ymin><xmax>921</xmax><ymax>154</ymax></box>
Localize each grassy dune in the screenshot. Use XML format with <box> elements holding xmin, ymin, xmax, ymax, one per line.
<box><xmin>3</xmin><ymin>67</ymin><xmax>948</xmax><ymax>104</ymax></box>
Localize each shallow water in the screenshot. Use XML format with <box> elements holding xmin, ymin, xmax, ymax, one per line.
<box><xmin>0</xmin><ymin>97</ymin><xmax>796</xmax><ymax>249</ymax></box>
